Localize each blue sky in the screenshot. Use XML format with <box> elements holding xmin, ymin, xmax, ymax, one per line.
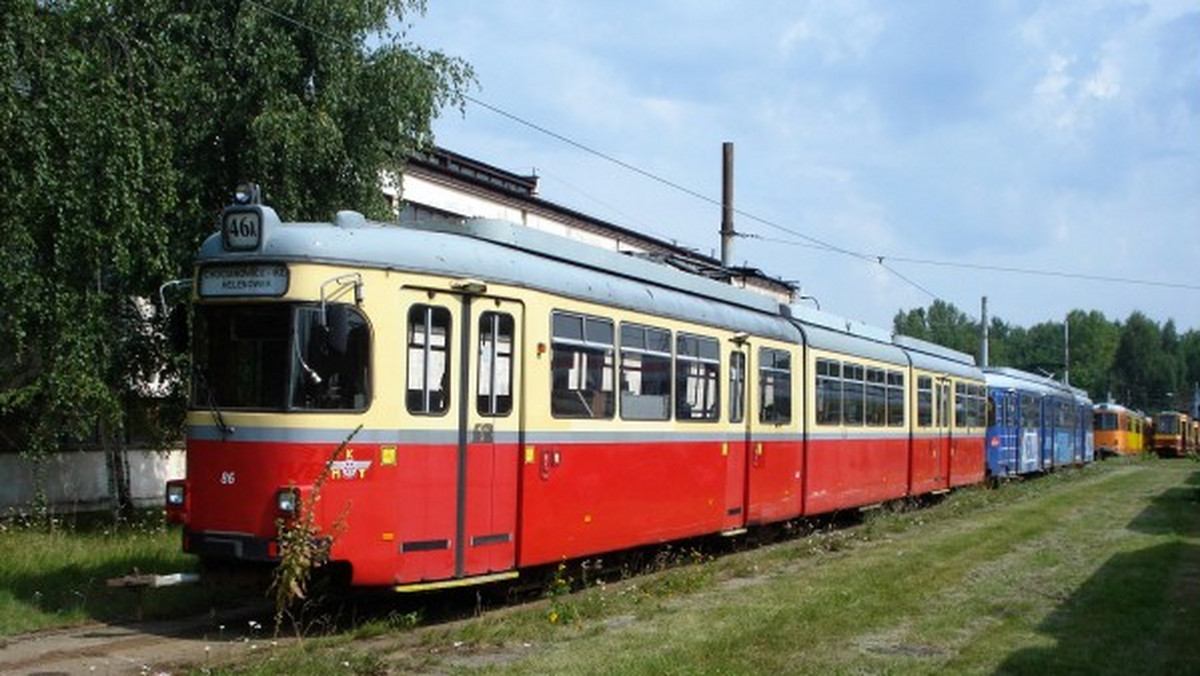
<box><xmin>403</xmin><ymin>0</ymin><xmax>1200</xmax><ymax>332</ymax></box>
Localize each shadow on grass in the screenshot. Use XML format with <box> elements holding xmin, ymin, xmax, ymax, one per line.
<box><xmin>995</xmin><ymin>468</ymin><xmax>1200</xmax><ymax>676</ymax></box>
<box><xmin>1124</xmin><ymin>470</ymin><xmax>1200</xmax><ymax>538</ymax></box>
<box><xmin>0</xmin><ymin>515</ymin><xmax>264</xmax><ymax>634</ymax></box>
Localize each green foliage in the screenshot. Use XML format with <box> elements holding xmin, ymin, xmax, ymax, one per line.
<box><xmin>895</xmin><ymin>301</ymin><xmax>1199</xmax><ymax>412</ymax></box>
<box><xmin>0</xmin><ymin>1</ymin><xmax>473</xmax><ymax>467</ymax></box>
<box><xmin>893</xmin><ymin>299</ymin><xmax>982</xmax><ymax>358</ymax></box>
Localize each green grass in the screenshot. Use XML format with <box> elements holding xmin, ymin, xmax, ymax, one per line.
<box><xmin>0</xmin><ymin>510</ymin><xmax>237</xmax><ymax>634</ymax></box>
<box><xmin>5</xmin><ymin>458</ymin><xmax>1198</xmax><ymax>676</ymax></box>
<box><xmin>197</xmin><ymin>456</ymin><xmax>1198</xmax><ymax>676</ymax></box>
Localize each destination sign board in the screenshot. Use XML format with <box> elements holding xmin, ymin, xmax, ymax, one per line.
<box><xmin>199</xmin><ymin>264</ymin><xmax>289</xmax><ymax>297</ymax></box>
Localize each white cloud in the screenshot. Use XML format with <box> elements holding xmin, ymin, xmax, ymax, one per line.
<box><xmin>1084</xmin><ymin>54</ymin><xmax>1122</xmax><ymax>100</ymax></box>
<box><xmin>778</xmin><ymin>0</ymin><xmax>885</xmax><ymax>64</ymax></box>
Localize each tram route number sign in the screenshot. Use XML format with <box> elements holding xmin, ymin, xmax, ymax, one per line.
<box><xmin>223</xmin><ymin>209</ymin><xmax>262</xmax><ymax>250</ymax></box>
<box><xmin>199</xmin><ymin>264</ymin><xmax>289</xmax><ymax>297</ymax></box>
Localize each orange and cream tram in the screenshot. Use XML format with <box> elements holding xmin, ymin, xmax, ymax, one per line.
<box><xmin>1092</xmin><ymin>403</ymin><xmax>1147</xmax><ymax>457</ymax></box>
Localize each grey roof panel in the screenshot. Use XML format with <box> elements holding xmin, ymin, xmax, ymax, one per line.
<box><xmin>197</xmin><ymin>212</ymin><xmax>800</xmax><ymax>342</ymax></box>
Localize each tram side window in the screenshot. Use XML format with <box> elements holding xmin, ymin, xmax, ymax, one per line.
<box><xmin>987</xmin><ymin>393</ymin><xmax>999</xmax><ymax>427</ymax></box>
<box><xmin>729</xmin><ymin>351</ymin><xmax>746</xmax><ymax>424</ymax></box>
<box><xmin>407</xmin><ymin>305</ymin><xmax>451</xmax><ymax>415</ymax></box>
<box><xmin>1021</xmin><ymin>395</ymin><xmax>1039</xmax><ymax>430</ymax></box>
<box><xmin>551</xmin><ymin>311</ymin><xmax>615</xmax><ymax>419</ymax></box>
<box><xmin>477</xmin><ymin>312</ymin><xmax>514</xmax><ymax>417</ymax></box>
<box><xmin>619</xmin><ymin>323</ymin><xmax>671</xmax><ymax>421</ymax></box>
<box><xmin>676</xmin><ymin>334</ymin><xmax>720</xmax><ymax>421</ymax></box>
<box><xmin>954</xmin><ymin>383</ymin><xmax>968</xmax><ymax>428</ymax></box>
<box><xmin>917</xmin><ymin>376</ymin><xmax>934</xmax><ymax>427</ymax></box>
<box><xmin>939</xmin><ymin>380</ymin><xmax>951</xmax><ymax>429</ymax></box>
<box><xmin>759</xmin><ymin>348</ymin><xmax>791</xmax><ymax>424</ymax></box>
<box><xmin>290</xmin><ymin>304</ymin><xmax>370</xmax><ymax>411</ymax></box>
<box><xmin>865</xmin><ymin>368</ymin><xmax>886</xmax><ymax>427</ymax></box>
<box><xmin>816</xmin><ymin>358</ymin><xmax>842</xmax><ymax>425</ymax></box>
<box><xmin>843</xmin><ymin>363</ymin><xmax>865</xmax><ymax>426</ymax></box>
<box><xmin>887</xmin><ymin>370</ymin><xmax>905</xmax><ymax>427</ymax></box>
<box><xmin>953</xmin><ymin>383</ymin><xmax>985</xmax><ymax>428</ymax></box>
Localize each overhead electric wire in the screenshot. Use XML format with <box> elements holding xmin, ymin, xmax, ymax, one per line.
<box><xmin>465</xmin><ymin>96</ymin><xmax>715</xmax><ymax>207</ymax></box>
<box><xmin>878</xmin><ymin>260</ymin><xmax>941</xmax><ymax>301</ymax></box>
<box><xmin>465</xmin><ymin>94</ymin><xmax>872</xmax><ymax>264</ymax></box>
<box><xmin>458</xmin><ymin>96</ymin><xmax>1200</xmax><ymax>297</ymax></box>
<box><xmin>748</xmin><ymin>234</ymin><xmax>1200</xmax><ymax>292</ymax></box>
<box><xmin>468</xmin><ymin>94</ymin><xmax>1200</xmax><ymax>297</ymax></box>
<box><xmin>883</xmin><ymin>255</ymin><xmax>1200</xmax><ymax>292</ymax></box>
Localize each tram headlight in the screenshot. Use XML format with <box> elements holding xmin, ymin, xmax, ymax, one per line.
<box><xmin>166</xmin><ymin>481</ymin><xmax>186</xmax><ymax>507</ymax></box>
<box><xmin>275</xmin><ymin>487</ymin><xmax>300</xmax><ymax>517</ymax></box>
<box><xmin>165</xmin><ymin>480</ymin><xmax>188</xmax><ymax>525</ymax></box>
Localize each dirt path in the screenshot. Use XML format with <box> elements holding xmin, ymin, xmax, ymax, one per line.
<box><xmin>0</xmin><ymin>607</ymin><xmax>277</xmax><ymax>676</ymax></box>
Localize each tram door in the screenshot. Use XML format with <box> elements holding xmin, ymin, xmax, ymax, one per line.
<box><xmin>397</xmin><ymin>287</ymin><xmax>523</xmax><ymax>584</ymax></box>
<box><xmin>936</xmin><ymin>377</ymin><xmax>952</xmax><ymax>490</ymax></box>
<box><xmin>723</xmin><ymin>347</ymin><xmax>750</xmax><ymax>532</ymax></box>
<box><xmin>913</xmin><ymin>373</ymin><xmax>951</xmax><ymax>494</ymax></box>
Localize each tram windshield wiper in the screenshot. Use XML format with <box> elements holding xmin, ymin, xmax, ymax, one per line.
<box><xmin>193</xmin><ymin>363</ymin><xmax>234</xmax><ymax>438</ymax></box>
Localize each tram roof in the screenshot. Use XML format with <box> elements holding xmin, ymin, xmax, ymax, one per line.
<box><xmin>893</xmin><ymin>334</ymin><xmax>982</xmax><ymax>379</ymax></box>
<box><xmin>1094</xmin><ymin>402</ymin><xmax>1141</xmax><ymax>415</ymax></box>
<box><xmin>983</xmin><ymin>366</ymin><xmax>1075</xmax><ymax>398</ymax></box>
<box><xmin>197</xmin><ymin>206</ymin><xmax>990</xmax><ymax>374</ymax></box>
<box><xmin>198</xmin><ymin>210</ymin><xmax>800</xmax><ymax>342</ymax></box>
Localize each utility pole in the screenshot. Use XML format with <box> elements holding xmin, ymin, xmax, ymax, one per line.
<box><xmin>980</xmin><ymin>296</ymin><xmax>989</xmax><ymax>368</ymax></box>
<box><xmin>1063</xmin><ymin>314</ymin><xmax>1070</xmax><ymax>386</ymax></box>
<box><xmin>721</xmin><ymin>142</ymin><xmax>734</xmax><ymax>267</ymax></box>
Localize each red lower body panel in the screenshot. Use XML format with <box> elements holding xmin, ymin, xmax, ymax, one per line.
<box><xmin>949</xmin><ymin>438</ymin><xmax>986</xmax><ymax>487</ymax></box>
<box><xmin>804</xmin><ymin>437</ymin><xmax>909</xmax><ymax>515</ymax></box>
<box><xmin>183</xmin><ymin>429</ymin><xmax>985</xmax><ymax>587</ymax></box>
<box><xmin>517</xmin><ymin>440</ymin><xmax>729</xmax><ymax>566</ymax></box>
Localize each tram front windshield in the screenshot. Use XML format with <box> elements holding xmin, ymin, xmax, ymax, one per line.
<box><xmin>193</xmin><ymin>303</ymin><xmax>370</xmax><ymax>411</ymax></box>
<box><xmin>1155</xmin><ymin>414</ymin><xmax>1180</xmax><ymax>434</ymax></box>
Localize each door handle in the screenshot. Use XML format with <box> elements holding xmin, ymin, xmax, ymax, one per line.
<box><xmin>539</xmin><ymin>448</ymin><xmax>561</xmax><ymax>480</ymax></box>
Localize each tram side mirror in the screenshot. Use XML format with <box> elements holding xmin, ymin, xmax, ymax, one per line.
<box><xmin>168</xmin><ymin>305</ymin><xmax>189</xmax><ymax>353</ymax></box>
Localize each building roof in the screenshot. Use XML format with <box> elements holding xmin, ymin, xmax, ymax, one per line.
<box><xmin>401</xmin><ymin>147</ymin><xmax>797</xmax><ymax>300</ymax></box>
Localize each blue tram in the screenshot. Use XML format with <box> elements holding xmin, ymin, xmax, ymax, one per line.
<box><xmin>984</xmin><ymin>367</ymin><xmax>1093</xmax><ymax>478</ymax></box>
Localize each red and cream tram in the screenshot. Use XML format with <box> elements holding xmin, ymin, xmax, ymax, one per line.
<box><xmin>166</xmin><ymin>194</ymin><xmax>987</xmax><ymax>589</ymax></box>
